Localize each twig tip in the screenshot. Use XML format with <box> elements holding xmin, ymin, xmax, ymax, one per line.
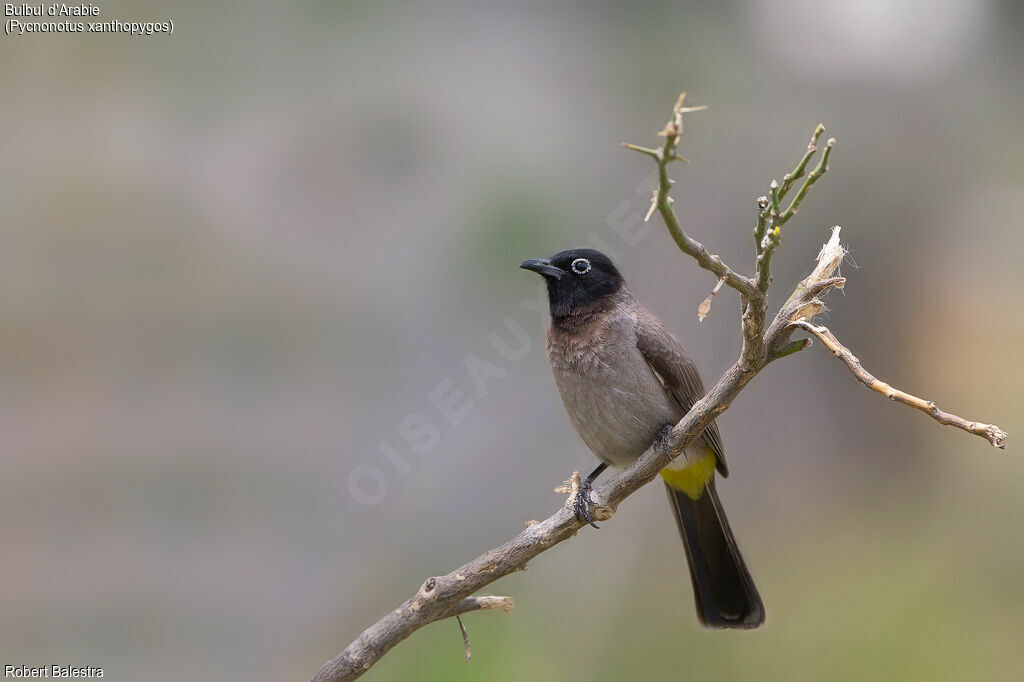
<box><xmin>456</xmin><ymin>616</ymin><xmax>471</xmax><ymax>662</ymax></box>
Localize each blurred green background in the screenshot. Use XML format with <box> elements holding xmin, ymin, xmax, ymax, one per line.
<box><xmin>2</xmin><ymin>1</ymin><xmax>1022</xmax><ymax>680</ymax></box>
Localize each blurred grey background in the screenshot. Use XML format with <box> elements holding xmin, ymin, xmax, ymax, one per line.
<box><xmin>2</xmin><ymin>1</ymin><xmax>1022</xmax><ymax>680</ymax></box>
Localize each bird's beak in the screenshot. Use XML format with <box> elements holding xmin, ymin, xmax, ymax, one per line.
<box><xmin>519</xmin><ymin>258</ymin><xmax>563</xmax><ymax>280</ymax></box>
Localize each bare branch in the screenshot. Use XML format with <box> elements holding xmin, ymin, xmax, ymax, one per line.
<box><xmin>775</xmin><ymin>225</ymin><xmax>847</xmax><ymax>316</ymax></box>
<box><xmin>623</xmin><ymin>94</ymin><xmax>759</xmax><ymax>301</ymax></box>
<box><xmin>312</xmin><ymin>97</ymin><xmax>1007</xmax><ymax>682</ymax></box>
<box><xmin>790</xmin><ymin>320</ymin><xmax>1007</xmax><ymax>448</ymax></box>
<box><xmin>312</xmin><ymin>345</ymin><xmax>763</xmax><ymax>681</ymax></box>
<box><xmin>745</xmin><ymin>128</ymin><xmax>835</xmax><ymax>364</ymax></box>
<box><xmin>754</xmin><ymin>195</ymin><xmax>781</xmax><ymax>293</ymax></box>
<box><xmin>311</xmin><ymin>222</ymin><xmax>846</xmax><ymax>682</ymax></box>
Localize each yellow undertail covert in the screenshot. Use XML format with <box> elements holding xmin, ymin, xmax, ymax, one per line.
<box><xmin>659</xmin><ymin>445</ymin><xmax>716</xmax><ymax>500</ymax></box>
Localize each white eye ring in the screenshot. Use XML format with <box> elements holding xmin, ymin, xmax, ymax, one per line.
<box><xmin>570</xmin><ymin>258</ymin><xmax>591</xmax><ymax>275</ymax></box>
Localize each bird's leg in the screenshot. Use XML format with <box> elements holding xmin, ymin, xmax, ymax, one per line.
<box><xmin>657</xmin><ymin>424</ymin><xmax>678</xmax><ymax>462</ymax></box>
<box><xmin>574</xmin><ymin>462</ymin><xmax>608</xmax><ymax>529</ymax></box>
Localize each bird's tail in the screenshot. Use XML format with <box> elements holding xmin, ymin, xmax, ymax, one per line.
<box><xmin>665</xmin><ymin>480</ymin><xmax>765</xmax><ymax>629</ymax></box>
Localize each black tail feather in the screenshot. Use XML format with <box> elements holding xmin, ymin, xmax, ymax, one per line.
<box><xmin>665</xmin><ymin>480</ymin><xmax>765</xmax><ymax>629</ymax></box>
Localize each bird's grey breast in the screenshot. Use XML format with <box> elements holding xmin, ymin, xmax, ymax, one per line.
<box><xmin>547</xmin><ymin>310</ymin><xmax>680</xmax><ymax>467</ymax></box>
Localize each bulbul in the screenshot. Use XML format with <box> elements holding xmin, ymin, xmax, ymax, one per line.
<box><xmin>520</xmin><ymin>248</ymin><xmax>764</xmax><ymax>629</ymax></box>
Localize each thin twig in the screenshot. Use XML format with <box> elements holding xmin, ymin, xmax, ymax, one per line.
<box><xmin>697</xmin><ymin>277</ymin><xmax>726</xmax><ymax>322</ymax></box>
<box><xmin>790</xmin><ymin>320</ymin><xmax>1007</xmax><ymax>448</ymax></box>
<box><xmin>449</xmin><ymin>595</ymin><xmax>515</xmax><ymax>616</ymax></box>
<box><xmin>623</xmin><ymin>94</ymin><xmax>759</xmax><ymax>301</ymax></box>
<box><xmin>779</xmin><ymin>137</ymin><xmax>835</xmax><ymax>226</ymax></box>
<box><xmin>779</xmin><ymin>124</ymin><xmax>826</xmax><ymax>198</ymax></box>
<box><xmin>771</xmin><ymin>337</ymin><xmax>813</xmax><ymax>360</ymax></box>
<box><xmin>455</xmin><ymin>616</ymin><xmax>471</xmax><ymax>662</ymax></box>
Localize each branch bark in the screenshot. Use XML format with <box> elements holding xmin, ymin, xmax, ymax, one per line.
<box><xmin>312</xmin><ymin>95</ymin><xmax>1007</xmax><ymax>682</ymax></box>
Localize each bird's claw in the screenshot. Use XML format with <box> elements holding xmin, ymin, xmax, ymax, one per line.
<box><xmin>658</xmin><ymin>424</ymin><xmax>677</xmax><ymax>462</ymax></box>
<box><xmin>573</xmin><ymin>478</ymin><xmax>600</xmax><ymax>529</ymax></box>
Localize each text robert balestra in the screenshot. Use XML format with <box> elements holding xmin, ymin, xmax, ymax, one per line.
<box><xmin>4</xmin><ymin>666</ymin><xmax>103</xmax><ymax>678</ymax></box>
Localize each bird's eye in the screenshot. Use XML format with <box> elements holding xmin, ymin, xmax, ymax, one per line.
<box><xmin>570</xmin><ymin>258</ymin><xmax>591</xmax><ymax>275</ymax></box>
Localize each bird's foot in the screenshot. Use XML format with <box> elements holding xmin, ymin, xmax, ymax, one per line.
<box><xmin>657</xmin><ymin>424</ymin><xmax>677</xmax><ymax>462</ymax></box>
<box><xmin>573</xmin><ymin>476</ymin><xmax>600</xmax><ymax>529</ymax></box>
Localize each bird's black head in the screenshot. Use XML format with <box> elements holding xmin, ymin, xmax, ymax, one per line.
<box><xmin>519</xmin><ymin>248</ymin><xmax>625</xmax><ymax>320</ymax></box>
